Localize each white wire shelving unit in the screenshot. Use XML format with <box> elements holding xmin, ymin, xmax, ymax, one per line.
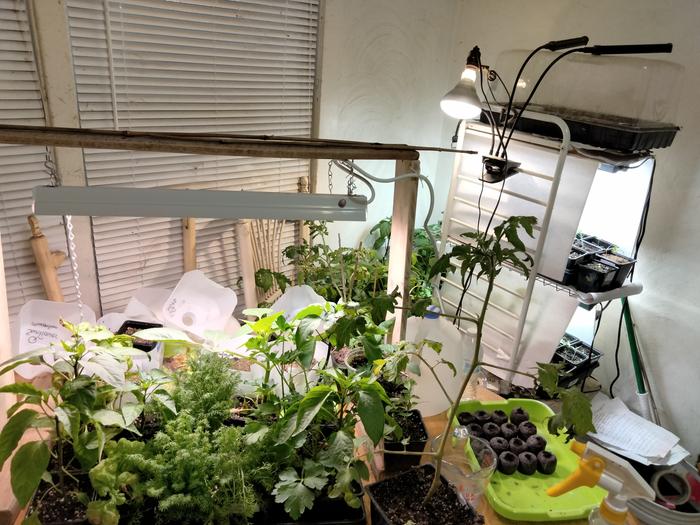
<box><xmin>436</xmin><ymin>110</ymin><xmax>643</xmax><ymax>383</ymax></box>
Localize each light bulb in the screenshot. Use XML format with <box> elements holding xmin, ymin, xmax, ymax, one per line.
<box><xmin>440</xmin><ymin>65</ymin><xmax>482</xmax><ymax>119</ymax></box>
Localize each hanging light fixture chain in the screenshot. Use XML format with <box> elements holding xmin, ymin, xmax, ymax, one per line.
<box><xmin>346</xmin><ymin>160</ymin><xmax>356</xmax><ymax>195</ymax></box>
<box><xmin>64</xmin><ymin>215</ymin><xmax>84</xmax><ymax>320</ymax></box>
<box><xmin>327</xmin><ymin>160</ymin><xmax>334</xmax><ymax>193</ymax></box>
<box><xmin>44</xmin><ymin>146</ymin><xmax>60</xmax><ymax>187</ymax></box>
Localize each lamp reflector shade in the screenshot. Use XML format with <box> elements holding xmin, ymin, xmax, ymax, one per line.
<box><xmin>440</xmin><ymin>66</ymin><xmax>482</xmax><ymax>119</ymax></box>
<box><xmin>32</xmin><ymin>186</ymin><xmax>367</xmax><ymax>222</ymax></box>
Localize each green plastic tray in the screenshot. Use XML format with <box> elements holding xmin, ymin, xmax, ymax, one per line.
<box><xmin>455</xmin><ymin>398</ymin><xmax>606</xmax><ymax>522</ymax></box>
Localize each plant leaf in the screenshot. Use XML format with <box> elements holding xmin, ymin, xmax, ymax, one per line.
<box><xmin>92</xmin><ymin>409</ymin><xmax>126</xmax><ymax>428</ymax></box>
<box><xmin>11</xmin><ymin>441</ymin><xmax>50</xmax><ymax>506</ymax></box>
<box><xmin>295</xmin><ymin>319</ymin><xmax>317</xmax><ymax>369</ymax></box>
<box><xmin>357</xmin><ymin>389</ymin><xmax>383</xmax><ymax>445</ymax></box>
<box><xmin>294</xmin><ymin>386</ymin><xmax>332</xmax><ymax>437</ymax></box>
<box><xmin>537</xmin><ymin>362</ymin><xmax>562</xmax><ymax>397</ymax></box>
<box><xmin>132</xmin><ymin>327</ymin><xmax>193</xmax><ymax>344</ymax></box>
<box><xmin>318</xmin><ymin>430</ymin><xmax>354</xmax><ymax>469</ymax></box>
<box><xmin>54</xmin><ymin>405</ymin><xmax>80</xmax><ymax>437</ymax></box>
<box><xmin>0</xmin><ymin>383</ymin><xmax>44</xmax><ymax>398</ymax></box>
<box><xmin>0</xmin><ymin>410</ymin><xmax>37</xmax><ymax>469</ymax></box>
<box><xmin>272</xmin><ymin>468</ymin><xmax>316</xmax><ymax>520</ymax></box>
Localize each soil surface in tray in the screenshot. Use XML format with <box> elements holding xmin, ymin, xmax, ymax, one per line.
<box><xmin>385</xmin><ymin>410</ymin><xmax>427</xmax><ymax>443</ymax></box>
<box><xmin>371</xmin><ymin>467</ymin><xmax>484</xmax><ymax>525</ymax></box>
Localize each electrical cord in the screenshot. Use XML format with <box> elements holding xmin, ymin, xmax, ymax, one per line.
<box><xmin>499</xmin><ymin>43</ymin><xmax>551</xmax><ymax>156</ymax></box>
<box><xmin>580</xmin><ymin>301</ymin><xmax>611</xmax><ymax>392</ymax></box>
<box><xmin>503</xmin><ymin>47</ymin><xmax>586</xmax><ymax>150</ymax></box>
<box><xmin>608</xmin><ymin>299</ymin><xmax>629</xmax><ymax>398</ymax></box>
<box><xmin>330</xmin><ymin>160</ymin><xmax>438</xmax><ymax>256</ymax></box>
<box><xmin>477</xmin><ymin>55</ymin><xmax>506</xmax><ymax>156</ymax></box>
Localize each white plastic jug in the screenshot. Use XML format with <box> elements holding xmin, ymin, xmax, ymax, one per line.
<box><xmin>162</xmin><ymin>271</ymin><xmax>237</xmax><ymax>336</ymax></box>
<box><xmin>405</xmin><ymin>313</ymin><xmax>470</xmax><ymax>416</ymax></box>
<box><xmin>125</xmin><ymin>287</ymin><xmax>172</xmax><ymax>323</ymax></box>
<box><xmin>271</xmin><ymin>285</ymin><xmax>326</xmax><ymax>320</ymax></box>
<box><xmin>14</xmin><ymin>300</ymin><xmax>96</xmax><ymax>379</ymax></box>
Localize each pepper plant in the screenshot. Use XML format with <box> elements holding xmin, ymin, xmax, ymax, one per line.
<box><xmin>0</xmin><ymin>321</ymin><xmax>171</xmax><ymax>508</ymax></box>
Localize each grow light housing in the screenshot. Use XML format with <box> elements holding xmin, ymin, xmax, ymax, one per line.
<box><xmin>32</xmin><ymin>186</ymin><xmax>367</xmax><ymax>222</ymax></box>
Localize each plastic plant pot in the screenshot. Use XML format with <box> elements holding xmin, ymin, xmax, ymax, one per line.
<box><xmin>343</xmin><ymin>347</ymin><xmax>369</xmax><ymax>373</ymax></box>
<box><xmin>572</xmin><ymin>238</ymin><xmax>606</xmax><ymax>256</ymax></box>
<box><xmin>599</xmin><ymin>252</ymin><xmax>636</xmax><ymax>288</ymax></box>
<box><xmin>566</xmin><ymin>247</ymin><xmax>589</xmax><ymax>270</ymax></box>
<box><xmin>575</xmin><ymin>258</ymin><xmax>618</xmax><ymax>293</ymax></box>
<box><xmin>117</xmin><ymin>320</ymin><xmax>163</xmax><ymax>351</ymax></box>
<box><xmin>255</xmin><ymin>488</ymin><xmax>366</xmax><ymax>525</ymax></box>
<box><xmin>582</xmin><ymin>235</ymin><xmax>615</xmax><ymax>252</ymax></box>
<box><xmin>366</xmin><ymin>464</ymin><xmax>484</xmax><ymax>525</ymax></box>
<box><xmin>429</xmin><ymin>432</ymin><xmax>497</xmax><ymax>508</ymax></box>
<box><xmin>384</xmin><ymin>409</ymin><xmax>429</xmax><ymax>476</ymax></box>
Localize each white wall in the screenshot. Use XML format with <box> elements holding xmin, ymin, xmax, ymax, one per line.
<box><xmin>315</xmin><ymin>0</ymin><xmax>463</xmax><ymax>247</ymax></box>
<box><xmin>319</xmin><ymin>0</ymin><xmax>700</xmax><ymax>456</ymax></box>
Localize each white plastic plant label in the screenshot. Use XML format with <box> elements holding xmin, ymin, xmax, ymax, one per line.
<box><xmin>15</xmin><ymin>300</ymin><xmax>96</xmax><ymax>379</ymax></box>
<box><xmin>161</xmin><ymin>270</ymin><xmax>237</xmax><ymax>337</ymax></box>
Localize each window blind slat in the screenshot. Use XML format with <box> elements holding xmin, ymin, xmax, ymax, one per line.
<box><xmin>67</xmin><ymin>0</ymin><xmax>317</xmax><ymax>313</ymax></box>
<box><xmin>0</xmin><ymin>1</ymin><xmax>78</xmax><ymax>329</ymax></box>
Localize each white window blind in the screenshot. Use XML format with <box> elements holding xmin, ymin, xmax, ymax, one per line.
<box><xmin>0</xmin><ymin>0</ymin><xmax>76</xmax><ymax>327</ymax></box>
<box><xmin>66</xmin><ymin>0</ymin><xmax>319</xmax><ymax>313</ymax></box>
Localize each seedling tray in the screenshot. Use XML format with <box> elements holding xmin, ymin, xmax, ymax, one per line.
<box><xmin>454</xmin><ymin>398</ymin><xmax>606</xmax><ymax>521</ymax></box>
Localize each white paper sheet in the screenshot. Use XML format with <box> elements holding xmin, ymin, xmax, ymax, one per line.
<box><xmin>589</xmin><ymin>393</ymin><xmax>680</xmax><ymax>461</ymax></box>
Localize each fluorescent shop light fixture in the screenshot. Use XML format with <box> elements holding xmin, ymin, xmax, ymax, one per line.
<box><xmin>33</xmin><ymin>186</ymin><xmax>367</xmax><ymax>222</ymax></box>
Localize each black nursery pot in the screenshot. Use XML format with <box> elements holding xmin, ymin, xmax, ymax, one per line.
<box><xmin>575</xmin><ymin>258</ymin><xmax>618</xmax><ymax>293</ymax></box>
<box><xmin>254</xmin><ymin>488</ymin><xmax>366</xmax><ymax>525</ymax></box>
<box><xmin>598</xmin><ymin>252</ymin><xmax>636</xmax><ymax>289</ymax></box>
<box><xmin>383</xmin><ymin>409</ymin><xmax>429</xmax><ymax>476</ymax></box>
<box><xmin>117</xmin><ymin>320</ymin><xmax>163</xmax><ymax>351</ymax></box>
<box><xmin>367</xmin><ymin>464</ymin><xmax>484</xmax><ymax>525</ymax></box>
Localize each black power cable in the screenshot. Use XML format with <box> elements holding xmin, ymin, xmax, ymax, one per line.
<box><xmin>609</xmin><ymin>300</ymin><xmax>629</xmax><ymax>398</ymax></box>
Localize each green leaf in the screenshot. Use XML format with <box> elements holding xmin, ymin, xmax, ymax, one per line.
<box><xmin>242</xmin><ymin>307</ymin><xmax>274</xmax><ymax>318</ymax></box>
<box><xmin>0</xmin><ymin>410</ymin><xmax>37</xmax><ymax>469</ymax></box>
<box><xmin>293</xmin><ymin>305</ymin><xmax>324</xmax><ymax>320</ymax></box>
<box><xmin>560</xmin><ymin>388</ymin><xmax>596</xmax><ymax>437</ymax></box>
<box><xmin>11</xmin><ymin>441</ymin><xmax>50</xmax><ymax>506</ymax></box>
<box><xmin>429</xmin><ymin>253</ymin><xmax>453</xmax><ymax>278</ymax></box>
<box><xmin>295</xmin><ymin>319</ymin><xmax>317</xmax><ymax>369</ymax></box>
<box><xmin>86</xmin><ymin>500</ymin><xmax>120</xmax><ymax>525</ymax></box>
<box><xmin>360</xmin><ymin>335</ymin><xmax>382</xmax><ymax>363</ymax></box>
<box><xmin>274</xmin><ymin>272</ymin><xmax>292</xmax><ymax>293</ymax></box>
<box><xmin>244</xmin><ymin>421</ymin><xmax>270</xmax><ymax>445</ymax></box>
<box><xmin>54</xmin><ymin>405</ymin><xmax>80</xmax><ymax>437</ymax></box>
<box><xmin>121</xmin><ymin>403</ymin><xmax>144</xmax><ymax>427</ymax></box>
<box><xmin>92</xmin><ymin>409</ymin><xmax>126</xmax><ymax>428</ymax></box>
<box><xmin>294</xmin><ymin>386</ymin><xmax>332</xmax><ymax>437</ymax></box>
<box><xmin>272</xmin><ymin>468</ymin><xmax>316</xmax><ymax>520</ymax></box>
<box><xmin>0</xmin><ymin>348</ymin><xmax>47</xmax><ymax>376</ymax></box>
<box><xmin>357</xmin><ymin>390</ymin><xmax>384</xmax><ymax>445</ymax></box>
<box><xmin>537</xmin><ymin>362</ymin><xmax>562</xmax><ymax>397</ymax></box>
<box><xmin>0</xmin><ymin>383</ymin><xmax>43</xmax><ymax>397</ymax></box>
<box><xmin>249</xmin><ymin>312</ymin><xmax>285</xmax><ymax>335</ymax></box>
<box><xmin>302</xmin><ymin>459</ymin><xmax>328</xmax><ymax>490</ymax></box>
<box><xmin>131</xmin><ymin>327</ymin><xmax>193</xmax><ymax>343</ymax></box>
<box><xmin>318</xmin><ymin>430</ymin><xmax>354</xmax><ymax>469</ymax></box>
<box><xmin>153</xmin><ymin>392</ymin><xmax>177</xmax><ymax>415</ymax></box>
<box><xmin>368</xmin><ymin>292</ymin><xmax>396</xmax><ymax>324</ymax></box>
<box><xmin>255</xmin><ymin>268</ymin><xmax>275</xmax><ymax>292</ymax></box>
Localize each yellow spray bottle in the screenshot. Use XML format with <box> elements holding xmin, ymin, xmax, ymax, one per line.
<box><xmin>547</xmin><ymin>440</ymin><xmax>655</xmax><ymax>525</ymax></box>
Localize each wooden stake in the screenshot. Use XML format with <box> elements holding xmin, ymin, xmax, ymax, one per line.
<box><xmin>28</xmin><ymin>215</ymin><xmax>66</xmax><ymax>302</ymax></box>
<box><xmin>182</xmin><ymin>218</ymin><xmax>197</xmax><ymax>272</ymax></box>
<box><xmin>387</xmin><ymin>160</ymin><xmax>420</xmax><ymax>342</ymax></box>
<box><xmin>235</xmin><ymin>220</ymin><xmax>259</xmax><ymax>310</ymax></box>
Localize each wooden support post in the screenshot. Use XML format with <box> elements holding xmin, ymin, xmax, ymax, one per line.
<box><xmin>387</xmin><ymin>159</ymin><xmax>420</xmax><ymax>342</ymax></box>
<box><xmin>235</xmin><ymin>220</ymin><xmax>259</xmax><ymax>310</ymax></box>
<box><xmin>182</xmin><ymin>218</ymin><xmax>197</xmax><ymax>272</ymax></box>
<box><xmin>298</xmin><ymin>176</ymin><xmax>311</xmax><ymax>245</ymax></box>
<box><xmin>0</xmin><ymin>231</ymin><xmax>13</xmax><ymax>424</ymax></box>
<box><xmin>28</xmin><ymin>215</ymin><xmax>66</xmax><ymax>302</ymax></box>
